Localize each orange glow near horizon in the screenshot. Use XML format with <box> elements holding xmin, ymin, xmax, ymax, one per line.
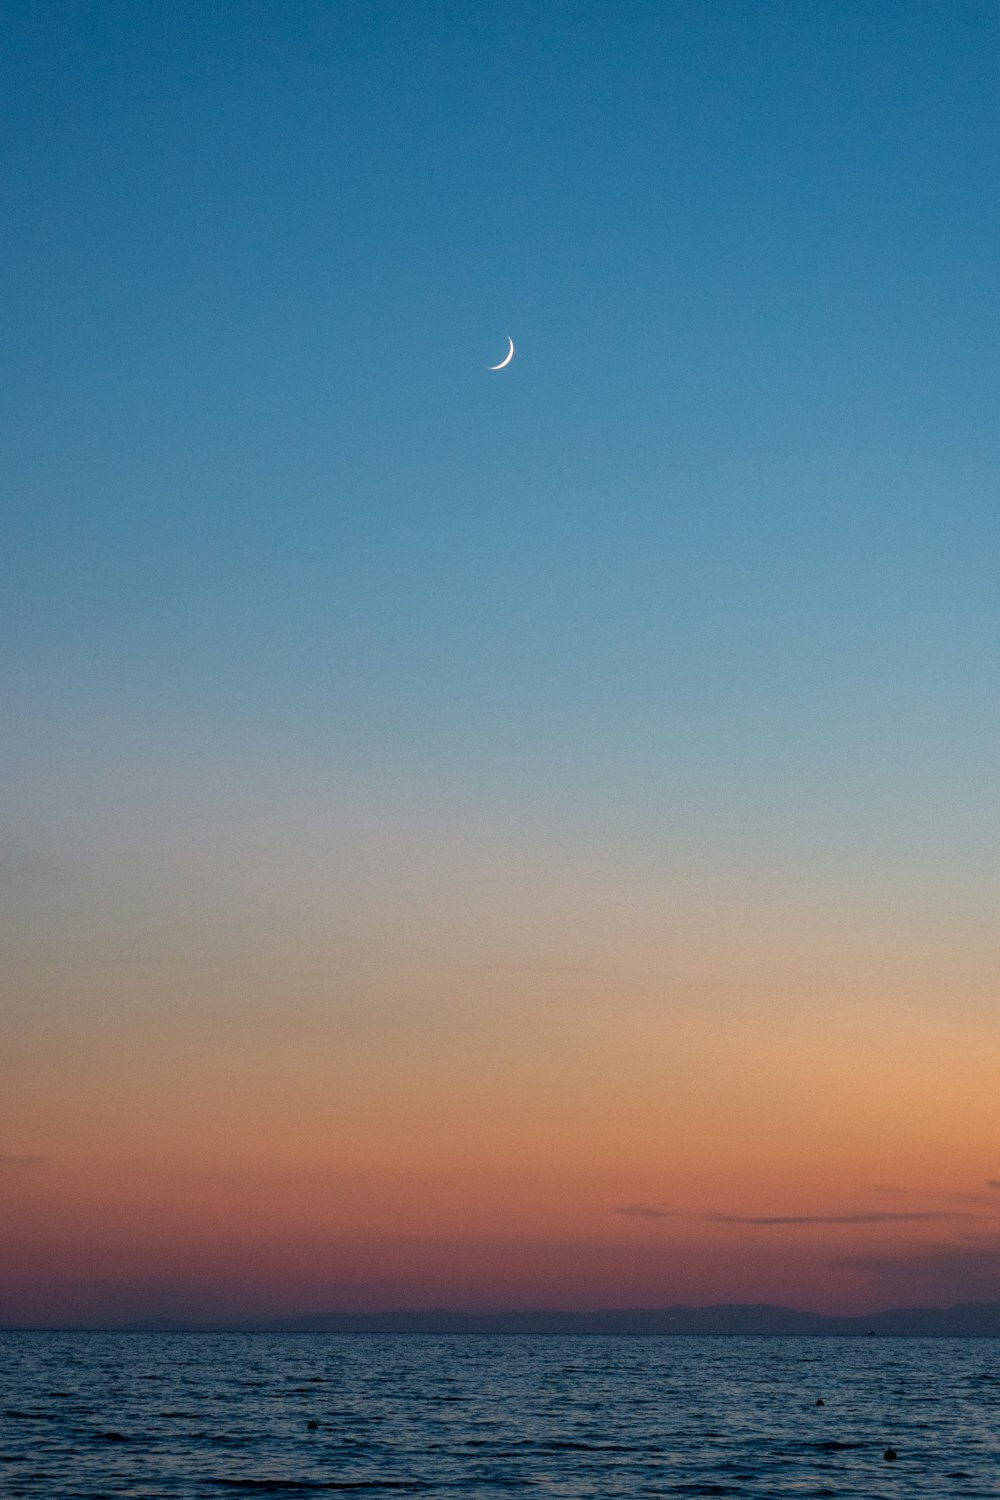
<box><xmin>4</xmin><ymin>863</ymin><xmax>999</xmax><ymax>1325</ymax></box>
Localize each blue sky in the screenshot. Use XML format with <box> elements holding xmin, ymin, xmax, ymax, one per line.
<box><xmin>5</xmin><ymin>0</ymin><xmax>1000</xmax><ymax>888</ymax></box>
<box><xmin>6</xmin><ymin>0</ymin><xmax>999</xmax><ymax>862</ymax></box>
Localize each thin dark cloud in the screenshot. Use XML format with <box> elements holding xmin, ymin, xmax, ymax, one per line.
<box><xmin>987</xmin><ymin>1181</ymin><xmax>1000</xmax><ymax>1191</ymax></box>
<box><xmin>615</xmin><ymin>1202</ymin><xmax>983</xmax><ymax>1226</ymax></box>
<box><xmin>0</xmin><ymin>1154</ymin><xmax>46</xmax><ymax>1170</ymax></box>
<box><xmin>870</xmin><ymin>1183</ymin><xmax>996</xmax><ymax>1206</ymax></box>
<box><xmin>834</xmin><ymin>1238</ymin><xmax>1000</xmax><ymax>1299</ymax></box>
<box><xmin>706</xmin><ymin>1211</ymin><xmax>972</xmax><ymax>1226</ymax></box>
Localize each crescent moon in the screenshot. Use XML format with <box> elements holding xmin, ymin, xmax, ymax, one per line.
<box><xmin>489</xmin><ymin>337</ymin><xmax>514</xmax><ymax>370</ymax></box>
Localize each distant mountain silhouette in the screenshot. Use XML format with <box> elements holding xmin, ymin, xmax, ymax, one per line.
<box><xmin>105</xmin><ymin>1300</ymin><xmax>1000</xmax><ymax>1336</ymax></box>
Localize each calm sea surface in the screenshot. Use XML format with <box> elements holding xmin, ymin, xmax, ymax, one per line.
<box><xmin>1</xmin><ymin>1332</ymin><xmax>998</xmax><ymax>1497</ymax></box>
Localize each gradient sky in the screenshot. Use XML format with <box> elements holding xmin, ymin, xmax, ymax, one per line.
<box><xmin>3</xmin><ymin>0</ymin><xmax>1000</xmax><ymax>1326</ymax></box>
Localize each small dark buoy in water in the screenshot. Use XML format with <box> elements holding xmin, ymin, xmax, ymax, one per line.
<box><xmin>815</xmin><ymin>1398</ymin><xmax>824</xmax><ymax>1406</ymax></box>
<box><xmin>307</xmin><ymin>1419</ymin><xmax>319</xmax><ymax>1431</ymax></box>
<box><xmin>884</xmin><ymin>1446</ymin><xmax>897</xmax><ymax>1462</ymax></box>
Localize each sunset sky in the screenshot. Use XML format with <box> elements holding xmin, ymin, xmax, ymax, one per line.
<box><xmin>3</xmin><ymin>0</ymin><xmax>1000</xmax><ymax>1326</ymax></box>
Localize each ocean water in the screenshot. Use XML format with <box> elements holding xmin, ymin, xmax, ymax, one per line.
<box><xmin>1</xmin><ymin>1332</ymin><xmax>998</xmax><ymax>1497</ymax></box>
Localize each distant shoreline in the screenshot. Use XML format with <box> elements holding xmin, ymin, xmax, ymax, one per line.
<box><xmin>4</xmin><ymin>1300</ymin><xmax>1000</xmax><ymax>1337</ymax></box>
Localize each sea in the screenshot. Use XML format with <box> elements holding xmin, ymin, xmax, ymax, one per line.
<box><xmin>1</xmin><ymin>1331</ymin><xmax>998</xmax><ymax>1498</ymax></box>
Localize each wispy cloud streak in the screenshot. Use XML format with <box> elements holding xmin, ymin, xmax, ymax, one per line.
<box><xmin>615</xmin><ymin>1203</ymin><xmax>986</xmax><ymax>1226</ymax></box>
<box><xmin>706</xmin><ymin>1211</ymin><xmax>972</xmax><ymax>1226</ymax></box>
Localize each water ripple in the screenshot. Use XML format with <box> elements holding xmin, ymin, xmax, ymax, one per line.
<box><xmin>2</xmin><ymin>1332</ymin><xmax>1000</xmax><ymax>1498</ymax></box>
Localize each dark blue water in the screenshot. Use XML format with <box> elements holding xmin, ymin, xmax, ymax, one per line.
<box><xmin>2</xmin><ymin>1332</ymin><xmax>998</xmax><ymax>1497</ymax></box>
